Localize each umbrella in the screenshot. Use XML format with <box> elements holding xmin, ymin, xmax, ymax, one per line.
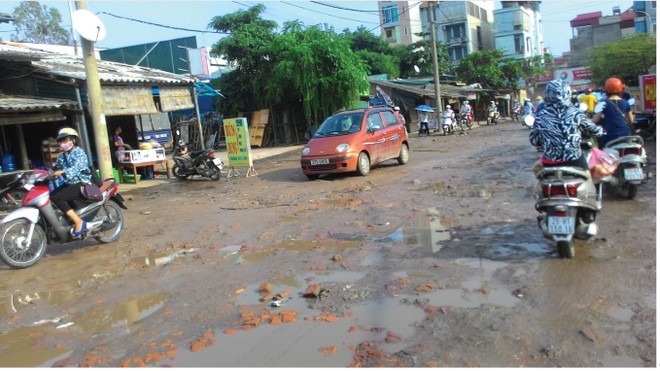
<box><xmin>415</xmin><ymin>105</ymin><xmax>434</xmax><ymax>112</ymax></box>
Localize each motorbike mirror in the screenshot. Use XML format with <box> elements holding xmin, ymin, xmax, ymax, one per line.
<box><xmin>524</xmin><ymin>115</ymin><xmax>535</xmax><ymax>127</ymax></box>
<box><xmin>578</xmin><ymin>102</ymin><xmax>588</xmax><ymax>112</ymax></box>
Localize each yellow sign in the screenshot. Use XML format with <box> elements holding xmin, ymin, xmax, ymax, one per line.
<box><xmin>223</xmin><ymin>117</ymin><xmax>257</xmax><ymax>177</ymax></box>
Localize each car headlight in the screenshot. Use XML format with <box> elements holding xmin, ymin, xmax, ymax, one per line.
<box><xmin>302</xmin><ymin>147</ymin><xmax>310</xmax><ymax>155</ymax></box>
<box><xmin>336</xmin><ymin>144</ymin><xmax>349</xmax><ymax>153</ymax></box>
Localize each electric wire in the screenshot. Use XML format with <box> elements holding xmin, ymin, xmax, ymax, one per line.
<box><xmin>97</xmin><ymin>11</ymin><xmax>231</xmax><ymax>35</ymax></box>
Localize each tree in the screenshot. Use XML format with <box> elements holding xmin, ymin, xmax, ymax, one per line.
<box><xmin>266</xmin><ymin>21</ymin><xmax>369</xmax><ymax>126</ymax></box>
<box><xmin>208</xmin><ymin>4</ymin><xmax>278</xmax><ymax>114</ymax></box>
<box><xmin>392</xmin><ymin>39</ymin><xmax>452</xmax><ymax>79</ymax></box>
<box><xmin>11</xmin><ymin>1</ymin><xmax>69</xmax><ymax>45</ymax></box>
<box><xmin>586</xmin><ymin>33</ymin><xmax>656</xmax><ymax>87</ymax></box>
<box><xmin>343</xmin><ymin>26</ymin><xmax>400</xmax><ymax>78</ymax></box>
<box><xmin>456</xmin><ymin>50</ymin><xmax>546</xmax><ymax>91</ymax></box>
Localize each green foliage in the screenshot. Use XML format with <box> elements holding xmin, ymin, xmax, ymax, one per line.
<box><xmin>393</xmin><ymin>40</ymin><xmax>452</xmax><ymax>78</ymax></box>
<box><xmin>456</xmin><ymin>50</ymin><xmax>546</xmax><ymax>90</ymax></box>
<box><xmin>355</xmin><ymin>50</ymin><xmax>399</xmax><ymax>78</ymax></box>
<box><xmin>11</xmin><ymin>1</ymin><xmax>69</xmax><ymax>45</ymax></box>
<box><xmin>586</xmin><ymin>33</ymin><xmax>656</xmax><ymax>86</ymax></box>
<box><xmin>343</xmin><ymin>26</ymin><xmax>400</xmax><ymax>78</ymax></box>
<box><xmin>266</xmin><ymin>22</ymin><xmax>369</xmax><ymax>126</ymax></box>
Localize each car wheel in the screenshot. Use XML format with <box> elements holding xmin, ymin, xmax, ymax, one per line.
<box><xmin>357</xmin><ymin>152</ymin><xmax>370</xmax><ymax>176</ymax></box>
<box><xmin>397</xmin><ymin>144</ymin><xmax>409</xmax><ymax>165</ymax></box>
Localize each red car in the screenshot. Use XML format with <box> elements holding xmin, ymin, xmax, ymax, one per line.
<box><xmin>300</xmin><ymin>106</ymin><xmax>410</xmax><ymax>180</ymax></box>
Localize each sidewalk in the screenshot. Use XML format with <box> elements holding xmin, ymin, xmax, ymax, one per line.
<box><xmin>117</xmin><ymin>145</ymin><xmax>305</xmax><ymax>193</ymax></box>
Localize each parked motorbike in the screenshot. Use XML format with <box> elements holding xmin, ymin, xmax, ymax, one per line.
<box><xmin>459</xmin><ymin>113</ymin><xmax>472</xmax><ymax>131</ymax></box>
<box><xmin>0</xmin><ymin>169</ymin><xmax>127</xmax><ymax>268</ymax></box>
<box><xmin>633</xmin><ymin>112</ymin><xmax>655</xmax><ymax>140</ymax></box>
<box><xmin>534</xmin><ymin>141</ymin><xmax>605</xmax><ymax>259</ymax></box>
<box><xmin>602</xmin><ymin>135</ymin><xmax>648</xmax><ymax>199</ymax></box>
<box><xmin>171</xmin><ymin>139</ymin><xmax>223</xmax><ymax>181</ymax></box>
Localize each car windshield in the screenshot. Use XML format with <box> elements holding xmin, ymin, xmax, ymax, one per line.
<box><xmin>314</xmin><ymin>112</ymin><xmax>363</xmax><ymax>137</ymax></box>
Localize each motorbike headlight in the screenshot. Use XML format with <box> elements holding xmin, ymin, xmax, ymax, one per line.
<box><xmin>336</xmin><ymin>144</ymin><xmax>349</xmax><ymax>153</ymax></box>
<box><xmin>302</xmin><ymin>147</ymin><xmax>310</xmax><ymax>156</ymax></box>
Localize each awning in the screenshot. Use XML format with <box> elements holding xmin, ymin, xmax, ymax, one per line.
<box><xmin>159</xmin><ymin>86</ymin><xmax>194</xmax><ymax>112</ymax></box>
<box><xmin>102</xmin><ymin>86</ymin><xmax>158</xmax><ymax>116</ymax></box>
<box><xmin>0</xmin><ymin>94</ymin><xmax>78</xmax><ymax>125</ymax></box>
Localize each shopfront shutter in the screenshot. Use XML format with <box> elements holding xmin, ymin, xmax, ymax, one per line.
<box><xmin>102</xmin><ymin>86</ymin><xmax>158</xmax><ymax>116</ymax></box>
<box><xmin>159</xmin><ymin>86</ymin><xmax>194</xmax><ymax>112</ymax></box>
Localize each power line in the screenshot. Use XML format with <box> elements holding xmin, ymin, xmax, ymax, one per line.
<box><xmin>97</xmin><ymin>11</ymin><xmax>230</xmax><ymax>35</ymax></box>
<box><xmin>310</xmin><ymin>2</ymin><xmax>380</xmax><ymax>14</ymax></box>
<box><xmin>281</xmin><ymin>1</ymin><xmax>380</xmax><ymax>25</ymax></box>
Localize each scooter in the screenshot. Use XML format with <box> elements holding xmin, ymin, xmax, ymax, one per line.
<box><xmin>534</xmin><ymin>141</ymin><xmax>606</xmax><ymax>259</ymax></box>
<box><xmin>512</xmin><ymin>104</ymin><xmax>522</xmax><ymax>123</ymax></box>
<box><xmin>633</xmin><ymin>112</ymin><xmax>655</xmax><ymax>140</ymax></box>
<box><xmin>459</xmin><ymin>113</ymin><xmax>472</xmax><ymax>131</ymax></box>
<box><xmin>0</xmin><ymin>172</ymin><xmax>30</xmax><ymax>210</ymax></box>
<box><xmin>441</xmin><ymin>114</ymin><xmax>456</xmax><ymax>136</ymax></box>
<box><xmin>0</xmin><ymin>169</ymin><xmax>127</xmax><ymax>268</ymax></box>
<box><xmin>171</xmin><ymin>139</ymin><xmax>223</xmax><ymax>181</ymax></box>
<box><xmin>602</xmin><ymin>135</ymin><xmax>648</xmax><ymax>199</ymax></box>
<box><xmin>487</xmin><ymin>109</ymin><xmax>500</xmax><ymax>125</ymax></box>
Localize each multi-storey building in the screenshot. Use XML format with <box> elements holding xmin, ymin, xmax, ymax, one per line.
<box><xmin>568</xmin><ymin>7</ymin><xmax>636</xmax><ymax>67</ymax></box>
<box><xmin>493</xmin><ymin>1</ymin><xmax>544</xmax><ymax>59</ymax></box>
<box><xmin>378</xmin><ymin>1</ymin><xmax>495</xmax><ymax>65</ymax></box>
<box><xmin>420</xmin><ymin>1</ymin><xmax>495</xmax><ymax>65</ymax></box>
<box><xmin>633</xmin><ymin>1</ymin><xmax>656</xmax><ymax>34</ymax></box>
<box><xmin>378</xmin><ymin>1</ymin><xmax>424</xmax><ymax>46</ymax></box>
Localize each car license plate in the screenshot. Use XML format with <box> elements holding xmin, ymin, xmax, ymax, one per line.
<box><xmin>623</xmin><ymin>167</ymin><xmax>643</xmax><ymax>181</ymax></box>
<box><xmin>311</xmin><ymin>158</ymin><xmax>330</xmax><ymax>165</ymax></box>
<box><xmin>548</xmin><ymin>216</ymin><xmax>574</xmax><ymax>234</ymax></box>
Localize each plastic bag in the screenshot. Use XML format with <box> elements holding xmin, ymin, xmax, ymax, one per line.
<box><xmin>588</xmin><ymin>147</ymin><xmax>619</xmax><ymax>179</ymax></box>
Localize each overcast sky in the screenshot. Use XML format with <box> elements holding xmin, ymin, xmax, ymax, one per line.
<box><xmin>0</xmin><ymin>1</ymin><xmax>635</xmax><ymax>56</ymax></box>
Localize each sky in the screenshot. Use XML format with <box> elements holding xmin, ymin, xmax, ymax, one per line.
<box><xmin>0</xmin><ymin>0</ymin><xmax>635</xmax><ymax>57</ymax></box>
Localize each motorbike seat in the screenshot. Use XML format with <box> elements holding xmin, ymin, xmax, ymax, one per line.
<box><xmin>99</xmin><ymin>179</ymin><xmax>116</xmax><ymax>193</ymax></box>
<box><xmin>603</xmin><ymin>135</ymin><xmax>644</xmax><ymax>148</ymax></box>
<box><xmin>190</xmin><ymin>149</ymin><xmax>206</xmax><ymax>157</ymax></box>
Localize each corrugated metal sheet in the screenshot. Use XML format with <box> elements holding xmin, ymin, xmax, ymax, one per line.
<box><xmin>0</xmin><ymin>43</ymin><xmax>51</xmax><ymax>61</ymax></box>
<box><xmin>32</xmin><ymin>55</ymin><xmax>194</xmax><ymax>85</ymax></box>
<box><xmin>0</xmin><ymin>94</ymin><xmax>78</xmax><ymax>112</ymax></box>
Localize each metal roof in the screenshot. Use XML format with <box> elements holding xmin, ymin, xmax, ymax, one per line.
<box><xmin>0</xmin><ymin>94</ymin><xmax>78</xmax><ymax>112</ymax></box>
<box><xmin>0</xmin><ymin>42</ymin><xmax>193</xmax><ymax>85</ymax></box>
<box><xmin>370</xmin><ymin>79</ymin><xmax>488</xmax><ymax>99</ymax></box>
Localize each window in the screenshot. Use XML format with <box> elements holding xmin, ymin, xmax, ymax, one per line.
<box><xmin>381</xmin><ymin>110</ymin><xmax>398</xmax><ymax>127</ymax></box>
<box><xmin>382</xmin><ymin>5</ymin><xmax>399</xmax><ymax>24</ymax></box>
<box><xmin>514</xmin><ymin>34</ymin><xmax>524</xmax><ymax>54</ymax></box>
<box><xmin>367</xmin><ymin>112</ymin><xmax>384</xmax><ymax>130</ymax></box>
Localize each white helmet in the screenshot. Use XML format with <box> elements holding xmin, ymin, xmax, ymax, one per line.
<box><xmin>393</xmin><ymin>106</ymin><xmax>400</xmax><ymax>111</ymax></box>
<box><xmin>445</xmin><ymin>105</ymin><xmax>451</xmax><ymax>109</ymax></box>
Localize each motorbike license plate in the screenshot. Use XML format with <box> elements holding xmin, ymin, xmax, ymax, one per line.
<box><xmin>623</xmin><ymin>168</ymin><xmax>643</xmax><ymax>181</ymax></box>
<box><xmin>311</xmin><ymin>158</ymin><xmax>330</xmax><ymax>165</ymax></box>
<box><xmin>547</xmin><ymin>216</ymin><xmax>574</xmax><ymax>234</ymax></box>
<box><xmin>212</xmin><ymin>158</ymin><xmax>222</xmax><ymax>167</ymax></box>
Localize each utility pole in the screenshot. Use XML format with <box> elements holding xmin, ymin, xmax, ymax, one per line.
<box><xmin>428</xmin><ymin>2</ymin><xmax>442</xmax><ymax>127</ymax></box>
<box><xmin>75</xmin><ymin>0</ymin><xmax>113</xmax><ymax>180</ymax></box>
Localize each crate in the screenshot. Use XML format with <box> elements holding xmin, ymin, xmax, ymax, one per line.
<box><xmin>122</xmin><ymin>173</ymin><xmax>142</xmax><ymax>183</ymax></box>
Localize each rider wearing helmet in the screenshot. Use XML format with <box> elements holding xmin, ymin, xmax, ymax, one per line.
<box><xmin>460</xmin><ymin>100</ymin><xmax>473</xmax><ymax>125</ymax></box>
<box><xmin>579</xmin><ymin>87</ymin><xmax>598</xmax><ymax>117</ymax></box>
<box><xmin>52</xmin><ymin>127</ymin><xmax>92</xmax><ymax>238</ymax></box>
<box><xmin>530</xmin><ymin>80</ymin><xmax>604</xmax><ymax>170</ymax></box>
<box><xmin>592</xmin><ymin>77</ymin><xmax>634</xmax><ymax>148</ymax></box>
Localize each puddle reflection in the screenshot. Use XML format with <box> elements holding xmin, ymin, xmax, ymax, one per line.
<box><xmin>387</xmin><ymin>208</ymin><xmax>451</xmax><ymax>252</ymax></box>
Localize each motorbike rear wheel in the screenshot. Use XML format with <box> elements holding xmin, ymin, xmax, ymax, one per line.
<box><xmin>95</xmin><ymin>201</ymin><xmax>124</xmax><ymax>243</ymax></box>
<box><xmin>557</xmin><ymin>240</ymin><xmax>575</xmax><ymax>259</ymax></box>
<box><xmin>171</xmin><ymin>164</ymin><xmax>189</xmax><ymax>180</ymax></box>
<box><xmin>0</xmin><ymin>219</ymin><xmax>47</xmax><ymax>268</ymax></box>
<box><xmin>622</xmin><ymin>182</ymin><xmax>638</xmax><ymax>200</ymax></box>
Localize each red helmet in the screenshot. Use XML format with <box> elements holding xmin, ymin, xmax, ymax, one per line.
<box><xmin>584</xmin><ymin>88</ymin><xmax>592</xmax><ymax>94</ymax></box>
<box><xmin>604</xmin><ymin>77</ymin><xmax>623</xmax><ymax>95</ymax></box>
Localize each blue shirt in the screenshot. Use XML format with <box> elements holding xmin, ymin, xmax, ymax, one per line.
<box><xmin>599</xmin><ymin>98</ymin><xmax>631</xmax><ymax>147</ymax></box>
<box><xmin>54</xmin><ymin>146</ymin><xmax>92</xmax><ymax>185</ymax></box>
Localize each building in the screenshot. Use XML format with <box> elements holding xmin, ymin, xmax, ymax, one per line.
<box><xmin>493</xmin><ymin>1</ymin><xmax>544</xmax><ymax>59</ymax></box>
<box><xmin>378</xmin><ymin>1</ymin><xmax>424</xmax><ymax>46</ymax></box>
<box><xmin>633</xmin><ymin>1</ymin><xmax>656</xmax><ymax>34</ymax></box>
<box><xmin>420</xmin><ymin>1</ymin><xmax>495</xmax><ymax>65</ymax></box>
<box><xmin>568</xmin><ymin>7</ymin><xmax>636</xmax><ymax>67</ymax></box>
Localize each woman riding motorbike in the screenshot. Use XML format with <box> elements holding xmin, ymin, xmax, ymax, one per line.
<box><xmin>591</xmin><ymin>77</ymin><xmax>634</xmax><ymax>148</ymax></box>
<box><xmin>529</xmin><ymin>80</ymin><xmax>604</xmax><ymax>170</ymax></box>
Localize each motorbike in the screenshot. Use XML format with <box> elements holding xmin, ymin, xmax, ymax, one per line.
<box><xmin>0</xmin><ymin>169</ymin><xmax>127</xmax><ymax>268</ymax></box>
<box><xmin>459</xmin><ymin>113</ymin><xmax>472</xmax><ymax>131</ymax></box>
<box><xmin>512</xmin><ymin>104</ymin><xmax>522</xmax><ymax>123</ymax></box>
<box><xmin>602</xmin><ymin>135</ymin><xmax>648</xmax><ymax>199</ymax></box>
<box><xmin>534</xmin><ymin>140</ymin><xmax>605</xmax><ymax>259</ymax></box>
<box><xmin>633</xmin><ymin>112</ymin><xmax>655</xmax><ymax>140</ymax></box>
<box><xmin>171</xmin><ymin>139</ymin><xmax>223</xmax><ymax>181</ymax></box>
<box><xmin>487</xmin><ymin>109</ymin><xmax>500</xmax><ymax>125</ymax></box>
<box><xmin>441</xmin><ymin>114</ymin><xmax>456</xmax><ymax>136</ymax></box>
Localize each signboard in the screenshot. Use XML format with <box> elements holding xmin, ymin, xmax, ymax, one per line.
<box><xmin>639</xmin><ymin>74</ymin><xmax>656</xmax><ymax>111</ymax></box>
<box><xmin>554</xmin><ymin>67</ymin><xmax>592</xmax><ymax>86</ymax></box>
<box><xmin>223</xmin><ymin>117</ymin><xmax>257</xmax><ymax>177</ymax></box>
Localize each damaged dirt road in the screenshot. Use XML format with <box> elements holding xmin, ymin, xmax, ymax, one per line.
<box><xmin>0</xmin><ymin>119</ymin><xmax>655</xmax><ymax>367</ymax></box>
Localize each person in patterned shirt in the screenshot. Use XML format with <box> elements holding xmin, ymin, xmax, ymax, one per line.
<box><xmin>52</xmin><ymin>127</ymin><xmax>92</xmax><ymax>238</ymax></box>
<box><xmin>530</xmin><ymin>80</ymin><xmax>604</xmax><ymax>170</ymax></box>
